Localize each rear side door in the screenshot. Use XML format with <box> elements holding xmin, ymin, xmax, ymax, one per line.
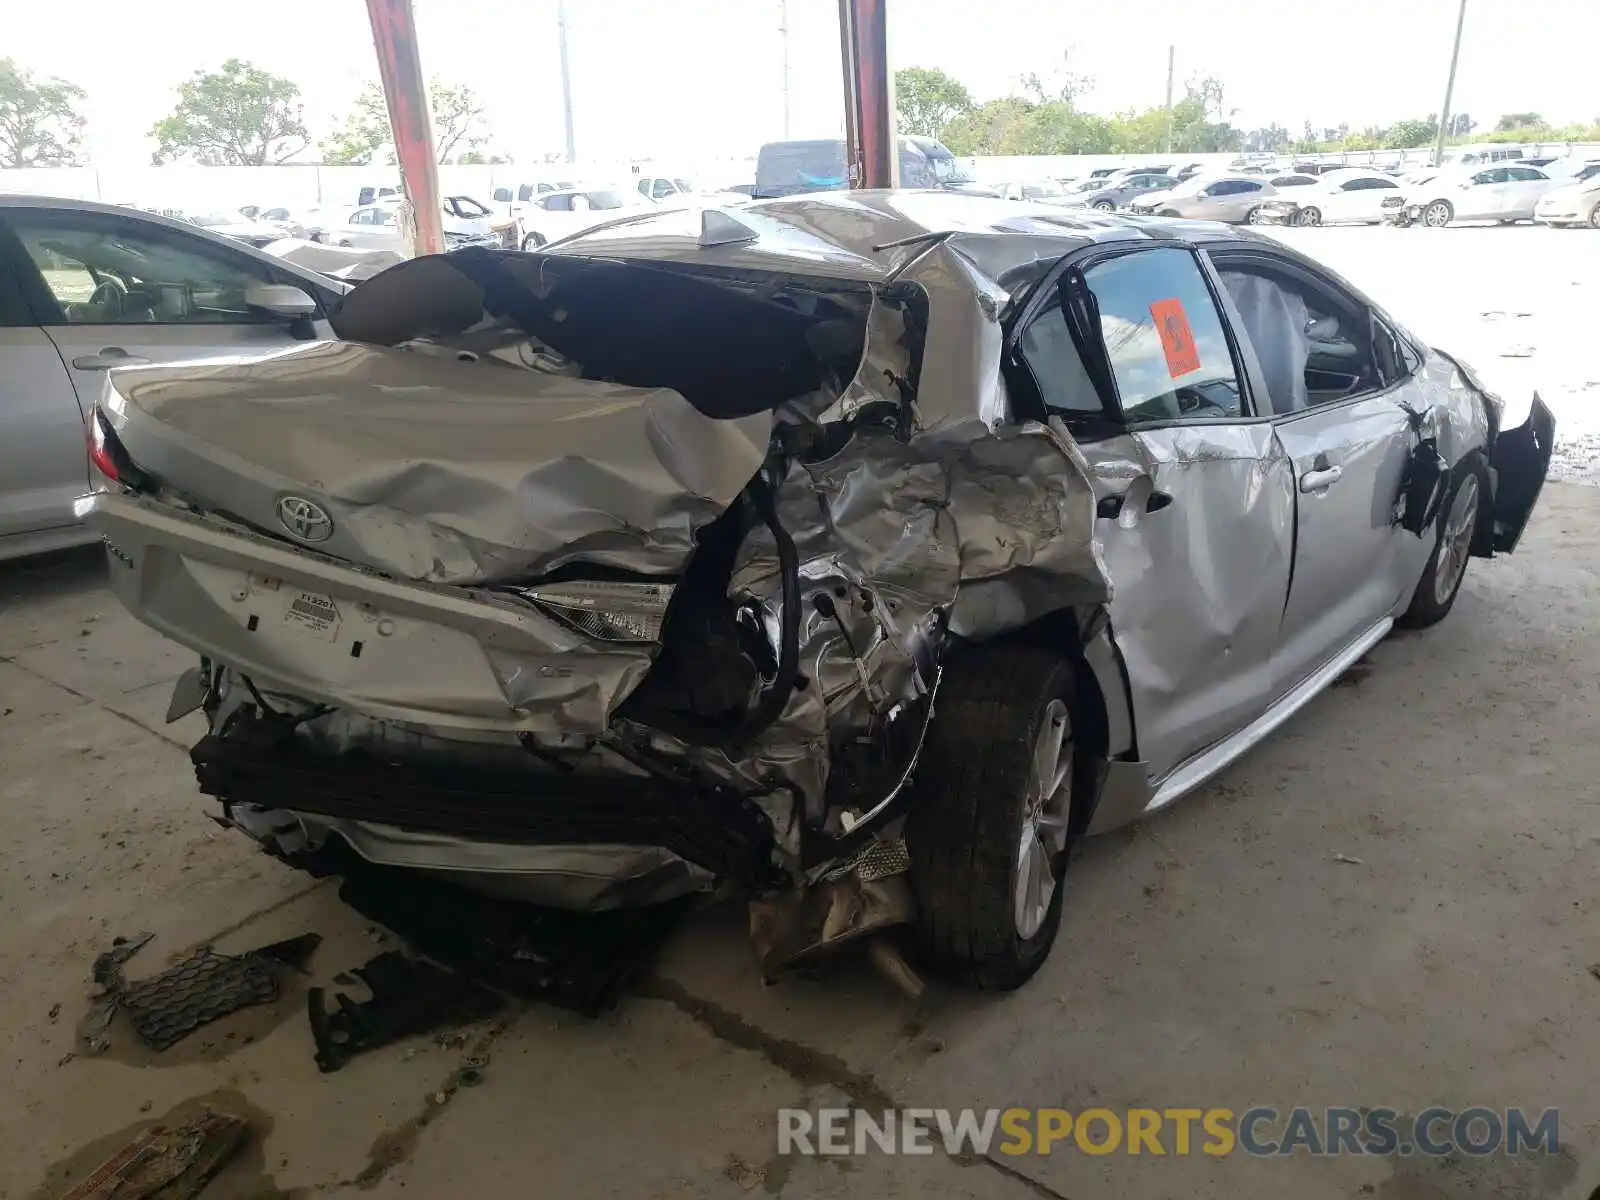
<box><xmin>1013</xmin><ymin>244</ymin><xmax>1294</xmax><ymax>780</ymax></box>
<box><xmin>2</xmin><ymin>206</ymin><xmax>334</xmax><ymax>424</ymax></box>
<box><xmin>1206</xmin><ymin>247</ymin><xmax>1416</xmax><ymax>696</ymax></box>
<box><xmin>0</xmin><ymin>246</ymin><xmax>84</xmax><ymax>544</ymax></box>
<box><xmin>1501</xmin><ymin>166</ymin><xmax>1551</xmax><ymax>218</ymax></box>
<box><xmin>1459</xmin><ymin>167</ymin><xmax>1508</xmax><ymax>218</ymax></box>
<box><xmin>1339</xmin><ymin>175</ymin><xmax>1400</xmax><ymax>223</ymax></box>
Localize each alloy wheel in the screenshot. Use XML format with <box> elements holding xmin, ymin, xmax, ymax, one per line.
<box><xmin>1423</xmin><ymin>201</ymin><xmax>1453</xmax><ymax>228</ymax></box>
<box><xmin>1015</xmin><ymin>699</ymin><xmax>1072</xmax><ymax>940</ymax></box>
<box><xmin>1434</xmin><ymin>474</ymin><xmax>1480</xmax><ymax>606</ymax></box>
<box><xmin>1297</xmin><ymin>207</ymin><xmax>1322</xmax><ymax>227</ymax></box>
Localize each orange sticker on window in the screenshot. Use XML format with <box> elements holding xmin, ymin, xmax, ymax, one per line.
<box><xmin>1149</xmin><ymin>297</ymin><xmax>1202</xmax><ymax>377</ymax></box>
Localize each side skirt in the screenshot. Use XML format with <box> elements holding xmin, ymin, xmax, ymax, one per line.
<box><xmin>1086</xmin><ymin>617</ymin><xmax>1393</xmax><ymax>835</ymax></box>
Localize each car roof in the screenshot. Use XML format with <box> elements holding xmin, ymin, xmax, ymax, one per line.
<box><xmin>546</xmin><ymin>188</ymin><xmax>1278</xmax><ymax>286</ymax></box>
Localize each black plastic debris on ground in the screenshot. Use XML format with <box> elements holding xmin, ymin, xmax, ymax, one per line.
<box><xmin>335</xmin><ymin>861</ymin><xmax>693</xmax><ymax>1019</ymax></box>
<box><xmin>83</xmin><ymin>931</ymin><xmax>322</xmax><ymax>1054</ymax></box>
<box><xmin>309</xmin><ymin>952</ymin><xmax>503</xmax><ymax>1074</ymax></box>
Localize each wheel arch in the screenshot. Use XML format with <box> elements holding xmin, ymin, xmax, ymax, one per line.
<box><xmin>991</xmin><ymin>605</ymin><xmax>1134</xmax><ymax>837</ymax></box>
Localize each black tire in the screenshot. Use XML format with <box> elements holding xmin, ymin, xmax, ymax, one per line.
<box><xmin>1422</xmin><ymin>200</ymin><xmax>1454</xmax><ymax>228</ymax></box>
<box><xmin>521</xmin><ymin>231</ymin><xmax>547</xmax><ymax>250</ymax></box>
<box><xmin>1588</xmin><ymin>203</ymin><xmax>1600</xmax><ymax>230</ymax></box>
<box><xmin>1296</xmin><ymin>206</ymin><xmax>1322</xmax><ymax>227</ymax></box>
<box><xmin>1092</xmin><ymin>201</ymin><xmax>1114</xmax><ymax>212</ymax></box>
<box><xmin>906</xmin><ymin>643</ymin><xmax>1084</xmax><ymax>990</ymax></box>
<box><xmin>1159</xmin><ymin>208</ymin><xmax>1180</xmax><ymax>217</ymax></box>
<box><xmin>1400</xmin><ymin>451</ymin><xmax>1487</xmax><ymax>629</ymax></box>
<box><xmin>1244</xmin><ymin>206</ymin><xmax>1264</xmax><ymax>224</ymax></box>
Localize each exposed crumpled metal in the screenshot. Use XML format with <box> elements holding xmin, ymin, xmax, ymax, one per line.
<box><xmin>92</xmin><ymin>194</ymin><xmax>1117</xmax><ymax>877</ymax></box>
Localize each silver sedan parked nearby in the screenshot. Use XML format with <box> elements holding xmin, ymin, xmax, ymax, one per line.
<box><xmin>1127</xmin><ymin>174</ymin><xmax>1280</xmax><ymax>223</ymax></box>
<box><xmin>0</xmin><ymin>195</ymin><xmax>345</xmax><ymax>561</ymax></box>
<box><xmin>77</xmin><ymin>194</ymin><xmax>1551</xmax><ymax>990</ymax></box>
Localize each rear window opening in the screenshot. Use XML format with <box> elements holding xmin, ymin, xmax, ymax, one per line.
<box><xmin>330</xmin><ymin>250</ymin><xmax>878</xmax><ymax>420</ymax></box>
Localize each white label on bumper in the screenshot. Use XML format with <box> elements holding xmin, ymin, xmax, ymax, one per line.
<box><xmin>284</xmin><ymin>590</ymin><xmax>341</xmax><ymax>640</ymax></box>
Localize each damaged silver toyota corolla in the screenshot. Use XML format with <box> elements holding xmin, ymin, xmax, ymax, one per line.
<box><xmin>78</xmin><ymin>193</ymin><xmax>1553</xmax><ymax>989</ymax></box>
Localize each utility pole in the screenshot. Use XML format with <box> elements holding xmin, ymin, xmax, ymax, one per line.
<box><xmin>780</xmin><ymin>0</ymin><xmax>792</xmax><ymax>139</ymax></box>
<box><xmin>1433</xmin><ymin>0</ymin><xmax>1467</xmax><ymax>168</ymax></box>
<box><xmin>557</xmin><ymin>0</ymin><xmax>577</xmax><ymax>164</ymax></box>
<box><xmin>1163</xmin><ymin>45</ymin><xmax>1175</xmax><ymax>153</ymax></box>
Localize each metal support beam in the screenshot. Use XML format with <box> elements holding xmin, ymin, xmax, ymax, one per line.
<box><xmin>364</xmin><ymin>0</ymin><xmax>444</xmax><ymax>257</ymax></box>
<box><xmin>1433</xmin><ymin>0</ymin><xmax>1468</xmax><ymax>169</ymax></box>
<box><xmin>837</xmin><ymin>0</ymin><xmax>897</xmax><ymax>190</ymax></box>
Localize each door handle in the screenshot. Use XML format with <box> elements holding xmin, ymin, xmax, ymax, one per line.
<box><xmin>1299</xmin><ymin>465</ymin><xmax>1343</xmax><ymax>493</ymax></box>
<box><xmin>72</xmin><ymin>349</ymin><xmax>151</xmax><ymax>370</ymax></box>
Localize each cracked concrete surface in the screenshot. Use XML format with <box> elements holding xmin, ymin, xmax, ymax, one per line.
<box><xmin>5</xmin><ymin>229</ymin><xmax>1600</xmax><ymax>1200</ymax></box>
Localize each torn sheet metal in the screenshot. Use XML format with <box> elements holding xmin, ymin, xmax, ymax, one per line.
<box><xmin>90</xmin><ymin>196</ymin><xmax>1115</xmax><ymax>899</ymax></box>
<box><xmin>103</xmin><ymin>340</ymin><xmax>773</xmax><ymax>586</ymax></box>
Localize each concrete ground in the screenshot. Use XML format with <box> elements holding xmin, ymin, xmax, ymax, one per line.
<box><xmin>4</xmin><ymin>227</ymin><xmax>1599</xmax><ymax>1200</ymax></box>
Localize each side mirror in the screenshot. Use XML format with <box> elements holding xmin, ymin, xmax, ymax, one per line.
<box><xmin>246</xmin><ymin>281</ymin><xmax>317</xmax><ymax>318</ymax></box>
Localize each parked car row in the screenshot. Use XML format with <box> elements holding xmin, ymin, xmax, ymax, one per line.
<box><xmin>986</xmin><ymin>153</ymin><xmax>1600</xmax><ymax>231</ymax></box>
<box><xmin>1382</xmin><ymin>161</ymin><xmax>1600</xmax><ymax>228</ymax></box>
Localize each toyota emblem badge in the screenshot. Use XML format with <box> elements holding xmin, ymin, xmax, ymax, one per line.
<box><xmin>277</xmin><ymin>495</ymin><xmax>334</xmax><ymax>542</ymax></box>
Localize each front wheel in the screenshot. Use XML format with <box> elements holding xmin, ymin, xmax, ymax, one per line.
<box><xmin>1092</xmin><ymin>201</ymin><xmax>1114</xmax><ymax>212</ymax></box>
<box><xmin>521</xmin><ymin>231</ymin><xmax>547</xmax><ymax>250</ymax></box>
<box><xmin>1400</xmin><ymin>454</ymin><xmax>1485</xmax><ymax>628</ymax></box>
<box><xmin>1588</xmin><ymin>203</ymin><xmax>1600</xmax><ymax>230</ymax></box>
<box><xmin>1296</xmin><ymin>206</ymin><xmax>1322</xmax><ymax>227</ymax></box>
<box><xmin>1422</xmin><ymin>200</ymin><xmax>1454</xmax><ymax>228</ymax></box>
<box><xmin>907</xmin><ymin>644</ymin><xmax>1085</xmax><ymax>990</ymax></box>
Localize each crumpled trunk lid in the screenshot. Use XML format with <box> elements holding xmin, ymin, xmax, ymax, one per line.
<box><xmin>101</xmin><ymin>340</ymin><xmax>773</xmax><ymax>585</ymax></box>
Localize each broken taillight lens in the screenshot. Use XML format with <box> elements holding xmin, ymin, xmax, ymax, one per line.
<box><xmin>88</xmin><ymin>411</ymin><xmax>120</xmax><ymax>481</ymax></box>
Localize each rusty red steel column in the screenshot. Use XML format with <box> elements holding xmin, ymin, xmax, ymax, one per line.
<box><xmin>837</xmin><ymin>0</ymin><xmax>898</xmax><ymax>190</ymax></box>
<box><xmin>365</xmin><ymin>0</ymin><xmax>444</xmax><ymax>256</ymax></box>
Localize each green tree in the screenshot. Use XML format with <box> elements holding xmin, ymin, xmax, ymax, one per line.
<box><xmin>150</xmin><ymin>60</ymin><xmax>307</xmax><ymax>165</ymax></box>
<box><xmin>1244</xmin><ymin>124</ymin><xmax>1291</xmax><ymax>154</ymax></box>
<box><xmin>1496</xmin><ymin>112</ymin><xmax>1543</xmax><ymax>131</ymax></box>
<box><xmin>941</xmin><ymin>97</ymin><xmax>1034</xmax><ymax>156</ymax></box>
<box><xmin>1384</xmin><ymin>117</ymin><xmax>1438</xmax><ymax>148</ymax></box>
<box><xmin>0</xmin><ymin>58</ymin><xmax>87</xmax><ymax>167</ymax></box>
<box><xmin>320</xmin><ymin>79</ymin><xmax>490</xmax><ymax>165</ymax></box>
<box><xmin>894</xmin><ymin>67</ymin><xmax>973</xmax><ymax>139</ymax></box>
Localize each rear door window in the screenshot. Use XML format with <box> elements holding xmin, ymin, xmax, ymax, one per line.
<box><xmin>1079</xmin><ymin>247</ymin><xmax>1246</xmax><ymax>422</ymax></box>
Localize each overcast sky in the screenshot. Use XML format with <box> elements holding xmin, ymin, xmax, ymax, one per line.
<box><xmin>8</xmin><ymin>0</ymin><xmax>1597</xmax><ymax>167</ymax></box>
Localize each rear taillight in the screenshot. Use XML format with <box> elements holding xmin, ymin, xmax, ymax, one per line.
<box><xmin>87</xmin><ymin>411</ymin><xmax>149</xmax><ymax>489</ymax></box>
<box><xmin>88</xmin><ymin>411</ymin><xmax>120</xmax><ymax>481</ymax></box>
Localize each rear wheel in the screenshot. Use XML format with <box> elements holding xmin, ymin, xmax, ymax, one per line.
<box><xmin>1400</xmin><ymin>453</ymin><xmax>1485</xmax><ymax>628</ymax></box>
<box><xmin>907</xmin><ymin>644</ymin><xmax>1083</xmax><ymax>990</ymax></box>
<box><xmin>1245</xmin><ymin>206</ymin><xmax>1264</xmax><ymax>224</ymax></box>
<box><xmin>1296</xmin><ymin>206</ymin><xmax>1322</xmax><ymax>227</ymax></box>
<box><xmin>1422</xmin><ymin>200</ymin><xmax>1454</xmax><ymax>228</ymax></box>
